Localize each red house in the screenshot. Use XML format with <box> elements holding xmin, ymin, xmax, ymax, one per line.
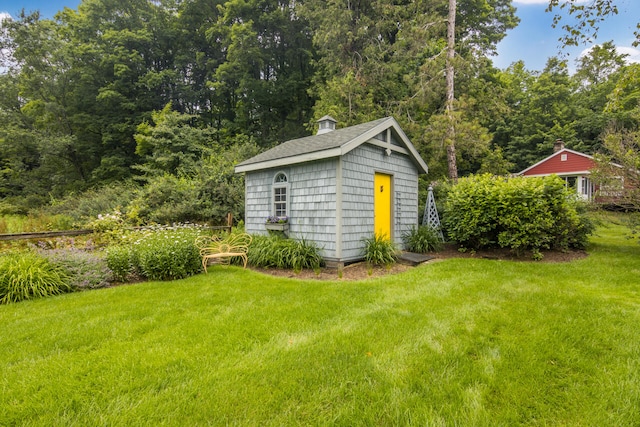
<box><xmin>518</xmin><ymin>140</ymin><xmax>596</xmax><ymax>200</ymax></box>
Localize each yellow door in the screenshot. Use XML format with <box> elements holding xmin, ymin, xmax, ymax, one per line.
<box><xmin>374</xmin><ymin>173</ymin><xmax>392</xmax><ymax>239</ymax></box>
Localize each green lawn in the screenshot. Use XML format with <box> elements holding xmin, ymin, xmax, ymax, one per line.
<box><xmin>1</xmin><ymin>218</ymin><xmax>640</xmax><ymax>426</ymax></box>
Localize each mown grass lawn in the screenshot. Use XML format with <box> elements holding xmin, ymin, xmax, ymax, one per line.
<box><xmin>1</xmin><ymin>218</ymin><xmax>639</xmax><ymax>426</ymax></box>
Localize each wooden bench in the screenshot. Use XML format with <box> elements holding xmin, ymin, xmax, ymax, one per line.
<box><xmin>195</xmin><ymin>233</ymin><xmax>252</xmax><ymax>272</ymax></box>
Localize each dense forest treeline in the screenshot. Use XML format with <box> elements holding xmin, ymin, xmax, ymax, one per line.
<box><xmin>0</xmin><ymin>0</ymin><xmax>638</xmax><ymax>223</ymax></box>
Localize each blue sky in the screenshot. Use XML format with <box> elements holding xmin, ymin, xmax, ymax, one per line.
<box><xmin>494</xmin><ymin>0</ymin><xmax>640</xmax><ymax>72</ymax></box>
<box><xmin>2</xmin><ymin>0</ymin><xmax>639</xmax><ymax>73</ymax></box>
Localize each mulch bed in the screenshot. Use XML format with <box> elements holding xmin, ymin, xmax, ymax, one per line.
<box><xmin>250</xmin><ymin>244</ymin><xmax>588</xmax><ymax>281</ymax></box>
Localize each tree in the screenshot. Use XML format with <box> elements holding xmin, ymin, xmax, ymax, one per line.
<box><xmin>593</xmin><ymin>129</ymin><xmax>640</xmax><ymax>210</ymax></box>
<box><xmin>574</xmin><ymin>41</ymin><xmax>627</xmax><ymax>86</ymax></box>
<box><xmin>547</xmin><ymin>0</ymin><xmax>640</xmax><ymax>47</ymax></box>
<box><xmin>131</xmin><ymin>109</ymin><xmax>259</xmax><ymax>223</ymax></box>
<box><xmin>571</xmin><ymin>41</ymin><xmax>628</xmax><ymax>154</ymax></box>
<box><xmin>208</xmin><ymin>0</ymin><xmax>315</xmax><ymax>145</ymax></box>
<box><xmin>134</xmin><ymin>103</ymin><xmax>216</xmax><ymax>178</ymax></box>
<box><xmin>494</xmin><ymin>58</ymin><xmax>578</xmax><ymax>172</ymax></box>
<box><xmin>0</xmin><ymin>11</ymin><xmax>99</xmax><ymax>200</ymax></box>
<box><xmin>445</xmin><ymin>0</ymin><xmax>458</xmax><ymax>181</ymax></box>
<box><xmin>591</xmin><ymin>64</ymin><xmax>640</xmax><ymax>210</ymax></box>
<box><xmin>299</xmin><ymin>0</ymin><xmax>517</xmax><ymax>179</ymax></box>
<box><xmin>421</xmin><ymin>110</ymin><xmax>494</xmax><ymax>178</ymax></box>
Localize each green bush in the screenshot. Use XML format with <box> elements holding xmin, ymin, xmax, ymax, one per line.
<box><xmin>247</xmin><ymin>235</ymin><xmax>323</xmax><ymax>271</ymax></box>
<box><xmin>41</xmin><ymin>248</ymin><xmax>113</xmax><ymax>290</ymax></box>
<box><xmin>85</xmin><ymin>210</ymin><xmax>126</xmax><ymax>232</ymax></box>
<box><xmin>443</xmin><ymin>174</ymin><xmax>595</xmax><ymax>257</ymax></box>
<box><xmin>105</xmin><ymin>225</ymin><xmax>205</xmax><ymax>281</ymax></box>
<box><xmin>105</xmin><ymin>245</ymin><xmax>134</xmax><ymax>282</ymax></box>
<box><xmin>0</xmin><ymin>252</ymin><xmax>73</xmax><ymax>304</ymax></box>
<box><xmin>133</xmin><ymin>175</ymin><xmax>205</xmax><ymax>224</ymax></box>
<box><xmin>361</xmin><ymin>234</ymin><xmax>398</xmax><ymax>266</ymax></box>
<box><xmin>43</xmin><ymin>182</ymin><xmax>138</xmax><ymax>224</ymax></box>
<box><xmin>402</xmin><ymin>226</ymin><xmax>443</xmax><ymax>253</ymax></box>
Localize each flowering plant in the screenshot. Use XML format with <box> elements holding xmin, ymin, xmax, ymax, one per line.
<box><xmin>266</xmin><ymin>216</ymin><xmax>288</xmax><ymax>224</ymax></box>
<box><xmin>87</xmin><ymin>210</ymin><xmax>125</xmax><ymax>232</ymax></box>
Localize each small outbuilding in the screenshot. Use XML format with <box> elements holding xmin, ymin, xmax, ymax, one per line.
<box><xmin>234</xmin><ymin>116</ymin><xmax>429</xmax><ymax>266</ymax></box>
<box><xmin>518</xmin><ymin>139</ymin><xmax>596</xmax><ymax>200</ymax></box>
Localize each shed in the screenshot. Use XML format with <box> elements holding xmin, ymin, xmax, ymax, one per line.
<box><xmin>518</xmin><ymin>139</ymin><xmax>596</xmax><ymax>199</ymax></box>
<box><xmin>234</xmin><ymin>116</ymin><xmax>429</xmax><ymax>266</ymax></box>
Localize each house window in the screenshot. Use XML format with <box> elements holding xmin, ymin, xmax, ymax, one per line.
<box><xmin>564</xmin><ymin>176</ymin><xmax>577</xmax><ymax>189</ymax></box>
<box><xmin>580</xmin><ymin>176</ymin><xmax>593</xmax><ymax>199</ymax></box>
<box><xmin>273</xmin><ymin>172</ymin><xmax>289</xmax><ymax>219</ymax></box>
<box><xmin>561</xmin><ymin>154</ymin><xmax>568</xmax><ymax>161</ymax></box>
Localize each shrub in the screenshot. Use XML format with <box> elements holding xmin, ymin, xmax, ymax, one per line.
<box><xmin>247</xmin><ymin>235</ymin><xmax>323</xmax><ymax>271</ymax></box>
<box><xmin>443</xmin><ymin>174</ymin><xmax>594</xmax><ymax>257</ymax></box>
<box><xmin>133</xmin><ymin>175</ymin><xmax>205</xmax><ymax>224</ymax></box>
<box><xmin>105</xmin><ymin>245</ymin><xmax>134</xmax><ymax>282</ymax></box>
<box><xmin>402</xmin><ymin>226</ymin><xmax>443</xmax><ymax>253</ymax></box>
<box><xmin>0</xmin><ymin>252</ymin><xmax>72</xmax><ymax>304</ymax></box>
<box><xmin>41</xmin><ymin>248</ymin><xmax>113</xmax><ymax>290</ymax></box>
<box><xmin>85</xmin><ymin>210</ymin><xmax>126</xmax><ymax>232</ymax></box>
<box><xmin>361</xmin><ymin>234</ymin><xmax>398</xmax><ymax>266</ymax></box>
<box><xmin>106</xmin><ymin>225</ymin><xmax>205</xmax><ymax>281</ymax></box>
<box><xmin>43</xmin><ymin>182</ymin><xmax>138</xmax><ymax>224</ymax></box>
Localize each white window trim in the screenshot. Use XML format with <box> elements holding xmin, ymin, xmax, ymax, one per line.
<box><xmin>272</xmin><ymin>172</ymin><xmax>290</xmax><ymax>219</ymax></box>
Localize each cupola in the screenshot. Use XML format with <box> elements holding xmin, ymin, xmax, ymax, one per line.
<box><xmin>316</xmin><ymin>115</ymin><xmax>337</xmax><ymax>135</ymax></box>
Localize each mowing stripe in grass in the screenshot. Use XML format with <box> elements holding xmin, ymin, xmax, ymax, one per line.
<box><xmin>1</xmin><ymin>219</ymin><xmax>639</xmax><ymax>425</ymax></box>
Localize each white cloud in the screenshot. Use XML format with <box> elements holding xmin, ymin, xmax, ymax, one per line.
<box><xmin>512</xmin><ymin>0</ymin><xmax>588</xmax><ymax>4</ymax></box>
<box><xmin>0</xmin><ymin>13</ymin><xmax>11</xmax><ymax>74</ymax></box>
<box><xmin>512</xmin><ymin>0</ymin><xmax>549</xmax><ymax>4</ymax></box>
<box><xmin>580</xmin><ymin>45</ymin><xmax>640</xmax><ymax>64</ymax></box>
<box><xmin>616</xmin><ymin>46</ymin><xmax>640</xmax><ymax>64</ymax></box>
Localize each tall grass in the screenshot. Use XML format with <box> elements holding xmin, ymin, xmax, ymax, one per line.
<box><xmin>248</xmin><ymin>234</ymin><xmax>323</xmax><ymax>271</ymax></box>
<box><xmin>0</xmin><ymin>218</ymin><xmax>639</xmax><ymax>425</ymax></box>
<box><xmin>362</xmin><ymin>233</ymin><xmax>398</xmax><ymax>265</ymax></box>
<box><xmin>0</xmin><ymin>252</ymin><xmax>72</xmax><ymax>304</ymax></box>
<box><xmin>0</xmin><ymin>214</ymin><xmax>75</xmax><ymax>234</ymax></box>
<box><xmin>402</xmin><ymin>225</ymin><xmax>444</xmax><ymax>253</ymax></box>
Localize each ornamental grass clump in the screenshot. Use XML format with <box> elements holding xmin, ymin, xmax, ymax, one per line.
<box><xmin>362</xmin><ymin>234</ymin><xmax>398</xmax><ymax>266</ymax></box>
<box><xmin>0</xmin><ymin>251</ymin><xmax>72</xmax><ymax>304</ymax></box>
<box><xmin>402</xmin><ymin>225</ymin><xmax>444</xmax><ymax>253</ymax></box>
<box><xmin>247</xmin><ymin>235</ymin><xmax>323</xmax><ymax>271</ymax></box>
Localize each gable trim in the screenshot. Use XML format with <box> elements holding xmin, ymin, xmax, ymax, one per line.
<box><xmin>365</xmin><ymin>139</ymin><xmax>409</xmax><ymax>155</ymax></box>
<box><xmin>523</xmin><ymin>171</ymin><xmax>592</xmax><ymax>178</ymax></box>
<box><xmin>235</xmin><ymin>147</ymin><xmax>342</xmax><ymax>173</ymax></box>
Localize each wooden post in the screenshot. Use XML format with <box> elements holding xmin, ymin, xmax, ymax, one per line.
<box><xmin>227</xmin><ymin>213</ymin><xmax>233</xmax><ymax>233</ymax></box>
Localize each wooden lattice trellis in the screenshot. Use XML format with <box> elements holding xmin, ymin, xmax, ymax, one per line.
<box><xmin>421</xmin><ymin>186</ymin><xmax>444</xmax><ymax>241</ymax></box>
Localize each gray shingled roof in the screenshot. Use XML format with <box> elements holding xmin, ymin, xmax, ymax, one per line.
<box><xmin>235</xmin><ymin>116</ymin><xmax>428</xmax><ymax>174</ymax></box>
<box><xmin>236</xmin><ymin>117</ymin><xmax>390</xmax><ymax>167</ymax></box>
